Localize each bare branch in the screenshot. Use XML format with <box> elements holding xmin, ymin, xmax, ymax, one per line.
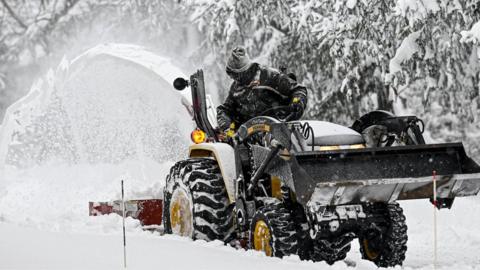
<box><xmin>49</xmin><ymin>0</ymin><xmax>80</xmax><ymax>26</ymax></box>
<box><xmin>0</xmin><ymin>0</ymin><xmax>27</xmax><ymax>29</ymax></box>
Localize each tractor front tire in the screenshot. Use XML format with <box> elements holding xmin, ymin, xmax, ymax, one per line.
<box><xmin>359</xmin><ymin>203</ymin><xmax>408</xmax><ymax>267</ymax></box>
<box><xmin>163</xmin><ymin>158</ymin><xmax>233</xmax><ymax>241</ymax></box>
<box><xmin>249</xmin><ymin>199</ymin><xmax>298</xmax><ymax>258</ymax></box>
<box><xmin>312</xmin><ymin>234</ymin><xmax>354</xmax><ymax>264</ymax></box>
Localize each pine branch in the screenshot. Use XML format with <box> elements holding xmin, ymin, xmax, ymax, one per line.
<box><xmin>0</xmin><ymin>0</ymin><xmax>27</xmax><ymax>29</ymax></box>
<box><xmin>49</xmin><ymin>0</ymin><xmax>80</xmax><ymax>26</ymax></box>
<box><xmin>269</xmin><ymin>19</ymin><xmax>289</xmax><ymax>35</ymax></box>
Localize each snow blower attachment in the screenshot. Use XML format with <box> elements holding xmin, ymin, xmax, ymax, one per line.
<box><xmin>87</xmin><ymin>69</ymin><xmax>479</xmax><ymax>268</ymax></box>
<box><xmin>89</xmin><ymin>200</ymin><xmax>163</xmax><ymax>227</ymax></box>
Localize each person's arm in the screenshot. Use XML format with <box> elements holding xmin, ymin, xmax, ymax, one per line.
<box><xmin>275</xmin><ymin>73</ymin><xmax>308</xmax><ymax>119</ymax></box>
<box><xmin>216</xmin><ymin>84</ymin><xmax>237</xmax><ymax>131</ymax></box>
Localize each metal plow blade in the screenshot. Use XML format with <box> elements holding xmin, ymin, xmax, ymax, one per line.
<box><xmin>292</xmin><ymin>143</ymin><xmax>480</xmax><ymax>207</ymax></box>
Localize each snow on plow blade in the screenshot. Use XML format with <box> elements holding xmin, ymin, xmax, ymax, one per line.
<box><xmin>292</xmin><ymin>143</ymin><xmax>480</xmax><ymax>208</ymax></box>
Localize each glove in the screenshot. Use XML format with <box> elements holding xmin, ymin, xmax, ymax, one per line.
<box><xmin>225</xmin><ymin>122</ymin><xmax>236</xmax><ymax>138</ymax></box>
<box><xmin>217</xmin><ymin>123</ymin><xmax>236</xmax><ymax>142</ymax></box>
<box><xmin>290</xmin><ymin>97</ymin><xmax>305</xmax><ymax>119</ymax></box>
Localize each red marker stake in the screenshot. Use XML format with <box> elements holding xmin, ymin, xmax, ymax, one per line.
<box><xmin>122</xmin><ymin>180</ymin><xmax>127</xmax><ymax>269</ymax></box>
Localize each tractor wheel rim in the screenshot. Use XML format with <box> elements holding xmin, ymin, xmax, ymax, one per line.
<box><xmin>169</xmin><ymin>187</ymin><xmax>193</xmax><ymax>237</ymax></box>
<box><xmin>363</xmin><ymin>239</ymin><xmax>380</xmax><ymax>260</ymax></box>
<box><xmin>253</xmin><ymin>220</ymin><xmax>273</xmax><ymax>256</ymax></box>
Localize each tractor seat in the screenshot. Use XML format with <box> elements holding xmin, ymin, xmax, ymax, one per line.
<box><xmin>300</xmin><ymin>121</ymin><xmax>365</xmax><ymax>146</ymax></box>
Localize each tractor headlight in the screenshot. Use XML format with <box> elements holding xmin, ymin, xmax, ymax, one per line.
<box><xmin>318</xmin><ymin>144</ymin><xmax>365</xmax><ymax>151</ymax></box>
<box><xmin>318</xmin><ymin>145</ymin><xmax>341</xmax><ymax>151</ymax></box>
<box><xmin>349</xmin><ymin>144</ymin><xmax>365</xmax><ymax>149</ymax></box>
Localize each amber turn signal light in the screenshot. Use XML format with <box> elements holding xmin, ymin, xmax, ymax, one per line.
<box><xmin>191</xmin><ymin>129</ymin><xmax>206</xmax><ymax>144</ymax></box>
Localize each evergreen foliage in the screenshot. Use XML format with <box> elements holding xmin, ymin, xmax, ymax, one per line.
<box><xmin>1</xmin><ymin>0</ymin><xmax>479</xmax><ymax>158</ymax></box>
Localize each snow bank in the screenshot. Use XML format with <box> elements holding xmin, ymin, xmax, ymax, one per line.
<box><xmin>0</xmin><ymin>222</ymin><xmax>333</xmax><ymax>270</ymax></box>
<box><xmin>2</xmin><ymin>197</ymin><xmax>480</xmax><ymax>270</ymax></box>
<box><xmin>0</xmin><ymin>160</ymin><xmax>171</xmax><ymax>232</ymax></box>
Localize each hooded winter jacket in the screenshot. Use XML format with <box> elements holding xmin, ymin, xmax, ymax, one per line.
<box><xmin>217</xmin><ymin>64</ymin><xmax>308</xmax><ymax>131</ymax></box>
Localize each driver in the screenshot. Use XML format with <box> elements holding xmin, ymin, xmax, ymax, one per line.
<box><xmin>217</xmin><ymin>47</ymin><xmax>308</xmax><ymax>136</ymax></box>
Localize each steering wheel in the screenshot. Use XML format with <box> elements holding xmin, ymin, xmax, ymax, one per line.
<box><xmin>259</xmin><ymin>105</ymin><xmax>295</xmax><ymax>122</ymax></box>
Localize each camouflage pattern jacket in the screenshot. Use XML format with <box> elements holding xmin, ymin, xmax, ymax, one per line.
<box><xmin>216</xmin><ymin>65</ymin><xmax>308</xmax><ymax>131</ymax></box>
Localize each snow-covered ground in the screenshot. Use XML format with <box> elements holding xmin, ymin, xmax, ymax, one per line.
<box><xmin>1</xmin><ymin>167</ymin><xmax>480</xmax><ymax>270</ymax></box>
<box><xmin>1</xmin><ymin>44</ymin><xmax>480</xmax><ymax>270</ymax></box>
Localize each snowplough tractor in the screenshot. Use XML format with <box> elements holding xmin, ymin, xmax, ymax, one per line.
<box><xmin>163</xmin><ymin>70</ymin><xmax>480</xmax><ymax>267</ymax></box>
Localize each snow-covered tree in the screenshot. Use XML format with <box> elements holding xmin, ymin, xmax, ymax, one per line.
<box><xmin>1</xmin><ymin>0</ymin><xmax>480</xmax><ymax>159</ymax></box>
<box><xmin>187</xmin><ymin>0</ymin><xmax>480</xmax><ymax>158</ymax></box>
<box><xmin>0</xmin><ymin>0</ymin><xmax>193</xmax><ymax>119</ymax></box>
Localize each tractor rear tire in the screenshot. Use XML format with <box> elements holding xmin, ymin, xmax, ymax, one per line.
<box><xmin>311</xmin><ymin>234</ymin><xmax>354</xmax><ymax>264</ymax></box>
<box><xmin>249</xmin><ymin>199</ymin><xmax>298</xmax><ymax>258</ymax></box>
<box><xmin>163</xmin><ymin>158</ymin><xmax>233</xmax><ymax>242</ymax></box>
<box><xmin>359</xmin><ymin>203</ymin><xmax>408</xmax><ymax>267</ymax></box>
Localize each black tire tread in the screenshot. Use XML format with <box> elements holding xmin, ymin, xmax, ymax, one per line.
<box><xmin>359</xmin><ymin>203</ymin><xmax>408</xmax><ymax>268</ymax></box>
<box><xmin>250</xmin><ymin>199</ymin><xmax>298</xmax><ymax>258</ymax></box>
<box><xmin>312</xmin><ymin>234</ymin><xmax>354</xmax><ymax>264</ymax></box>
<box><xmin>163</xmin><ymin>158</ymin><xmax>233</xmax><ymax>242</ymax></box>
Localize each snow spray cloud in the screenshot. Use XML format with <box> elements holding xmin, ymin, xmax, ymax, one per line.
<box><xmin>0</xmin><ymin>44</ymin><xmax>193</xmax><ymax>168</ymax></box>
<box><xmin>0</xmin><ymin>44</ymin><xmax>196</xmax><ymax>230</ymax></box>
<box><xmin>0</xmin><ymin>1</ymin><xmax>199</xmax><ymax>120</ymax></box>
